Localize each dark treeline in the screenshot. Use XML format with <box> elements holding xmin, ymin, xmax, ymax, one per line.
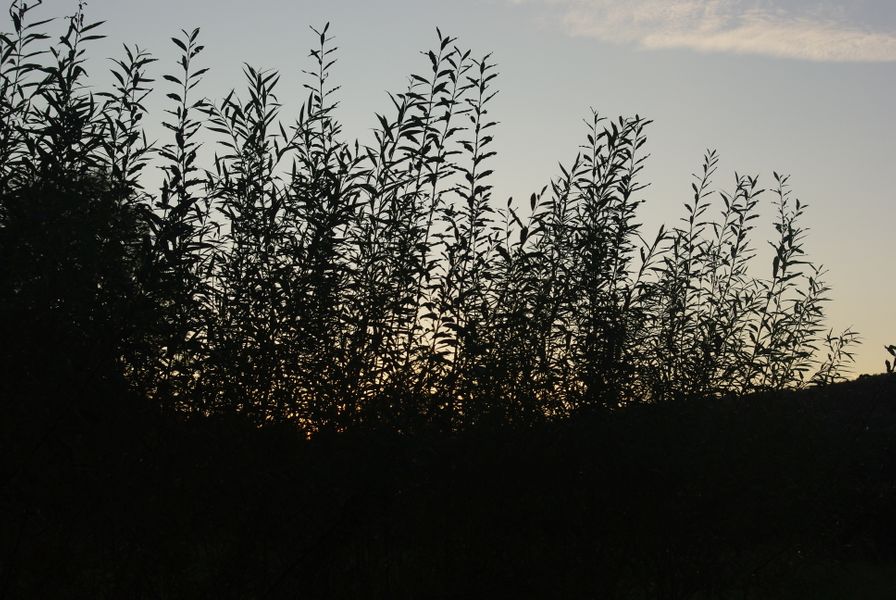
<box><xmin>0</xmin><ymin>2</ymin><xmax>865</xmax><ymax>435</ymax></box>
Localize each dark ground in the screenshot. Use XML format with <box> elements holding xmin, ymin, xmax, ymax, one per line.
<box><xmin>2</xmin><ymin>375</ymin><xmax>895</xmax><ymax>599</ymax></box>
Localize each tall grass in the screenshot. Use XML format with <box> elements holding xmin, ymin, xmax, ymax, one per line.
<box><xmin>0</xmin><ymin>2</ymin><xmax>859</xmax><ymax>433</ymax></box>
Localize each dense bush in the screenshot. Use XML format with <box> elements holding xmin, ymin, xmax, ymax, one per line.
<box><xmin>0</xmin><ymin>2</ymin><xmax>858</xmax><ymax>433</ymax></box>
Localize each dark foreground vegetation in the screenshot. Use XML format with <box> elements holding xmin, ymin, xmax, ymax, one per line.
<box><xmin>3</xmin><ymin>374</ymin><xmax>896</xmax><ymax>598</ymax></box>
<box><xmin>1</xmin><ymin>2</ymin><xmax>894</xmax><ymax>598</ymax></box>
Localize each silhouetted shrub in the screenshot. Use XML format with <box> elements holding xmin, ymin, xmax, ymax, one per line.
<box><xmin>0</xmin><ymin>175</ymin><xmax>149</xmax><ymax>394</ymax></box>
<box><xmin>0</xmin><ymin>2</ymin><xmax>859</xmax><ymax>432</ymax></box>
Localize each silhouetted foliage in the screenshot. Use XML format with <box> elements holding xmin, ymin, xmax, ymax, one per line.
<box><xmin>0</xmin><ymin>2</ymin><xmax>860</xmax><ymax>430</ymax></box>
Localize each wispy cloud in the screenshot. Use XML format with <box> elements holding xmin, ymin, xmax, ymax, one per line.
<box><xmin>520</xmin><ymin>0</ymin><xmax>896</xmax><ymax>62</ymax></box>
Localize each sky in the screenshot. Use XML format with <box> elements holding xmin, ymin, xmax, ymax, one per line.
<box><xmin>32</xmin><ymin>0</ymin><xmax>896</xmax><ymax>375</ymax></box>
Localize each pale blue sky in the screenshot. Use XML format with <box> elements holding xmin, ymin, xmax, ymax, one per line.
<box><xmin>42</xmin><ymin>0</ymin><xmax>896</xmax><ymax>374</ymax></box>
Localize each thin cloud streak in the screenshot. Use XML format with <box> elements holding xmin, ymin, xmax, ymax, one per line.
<box><xmin>530</xmin><ymin>0</ymin><xmax>896</xmax><ymax>62</ymax></box>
